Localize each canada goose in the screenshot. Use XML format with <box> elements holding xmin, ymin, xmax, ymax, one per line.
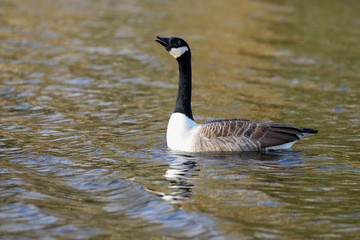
<box><xmin>156</xmin><ymin>36</ymin><xmax>318</xmax><ymax>152</ymax></box>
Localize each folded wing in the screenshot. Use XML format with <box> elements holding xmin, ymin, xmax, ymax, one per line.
<box><xmin>193</xmin><ymin>119</ymin><xmax>317</xmax><ymax>152</ymax></box>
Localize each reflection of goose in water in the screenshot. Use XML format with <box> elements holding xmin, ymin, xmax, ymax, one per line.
<box><xmin>147</xmin><ymin>154</ymin><xmax>198</xmax><ymax>204</ymax></box>
<box><xmin>147</xmin><ymin>150</ymin><xmax>308</xmax><ymax>204</ymax></box>
<box><xmin>164</xmin><ymin>157</ymin><xmax>197</xmax><ymax>202</ymax></box>
<box><xmin>198</xmin><ymin>150</ymin><xmax>307</xmax><ymax>162</ymax></box>
<box><xmin>156</xmin><ymin>36</ymin><xmax>318</xmax><ymax>153</ymax></box>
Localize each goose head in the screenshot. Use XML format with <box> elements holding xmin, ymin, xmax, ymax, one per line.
<box><xmin>156</xmin><ymin>36</ymin><xmax>191</xmax><ymax>59</ymax></box>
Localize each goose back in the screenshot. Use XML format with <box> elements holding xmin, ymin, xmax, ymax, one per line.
<box><xmin>193</xmin><ymin>119</ymin><xmax>314</xmax><ymax>152</ymax></box>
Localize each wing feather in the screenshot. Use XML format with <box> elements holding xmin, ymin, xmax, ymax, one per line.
<box><xmin>193</xmin><ymin>119</ymin><xmax>316</xmax><ymax>152</ymax></box>
<box><xmin>193</xmin><ymin>119</ymin><xmax>268</xmax><ymax>152</ymax></box>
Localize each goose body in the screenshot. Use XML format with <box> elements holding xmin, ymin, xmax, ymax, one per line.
<box><xmin>156</xmin><ymin>36</ymin><xmax>318</xmax><ymax>152</ymax></box>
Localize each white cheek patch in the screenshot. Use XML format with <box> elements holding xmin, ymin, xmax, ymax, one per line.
<box><xmin>169</xmin><ymin>46</ymin><xmax>189</xmax><ymax>58</ymax></box>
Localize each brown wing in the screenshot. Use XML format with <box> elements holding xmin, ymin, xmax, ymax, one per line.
<box><xmin>259</xmin><ymin>122</ymin><xmax>304</xmax><ymax>148</ymax></box>
<box><xmin>193</xmin><ymin>119</ymin><xmax>314</xmax><ymax>152</ymax></box>
<box><xmin>193</xmin><ymin>119</ymin><xmax>268</xmax><ymax>152</ymax></box>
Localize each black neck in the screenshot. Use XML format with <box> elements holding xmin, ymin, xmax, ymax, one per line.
<box><xmin>173</xmin><ymin>54</ymin><xmax>193</xmax><ymax>120</ymax></box>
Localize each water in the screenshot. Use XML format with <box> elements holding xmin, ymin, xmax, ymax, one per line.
<box><xmin>0</xmin><ymin>0</ymin><xmax>359</xmax><ymax>239</ymax></box>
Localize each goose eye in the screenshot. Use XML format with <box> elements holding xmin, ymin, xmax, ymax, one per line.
<box><xmin>177</xmin><ymin>40</ymin><xmax>181</xmax><ymax>45</ymax></box>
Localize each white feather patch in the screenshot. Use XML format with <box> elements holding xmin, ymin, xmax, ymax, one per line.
<box><xmin>169</xmin><ymin>46</ymin><xmax>189</xmax><ymax>58</ymax></box>
<box><xmin>167</xmin><ymin>113</ymin><xmax>200</xmax><ymax>151</ymax></box>
<box><xmin>265</xmin><ymin>140</ymin><xmax>298</xmax><ymax>151</ymax></box>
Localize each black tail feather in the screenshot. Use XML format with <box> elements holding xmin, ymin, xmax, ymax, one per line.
<box><xmin>302</xmin><ymin>127</ymin><xmax>318</xmax><ymax>134</ymax></box>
